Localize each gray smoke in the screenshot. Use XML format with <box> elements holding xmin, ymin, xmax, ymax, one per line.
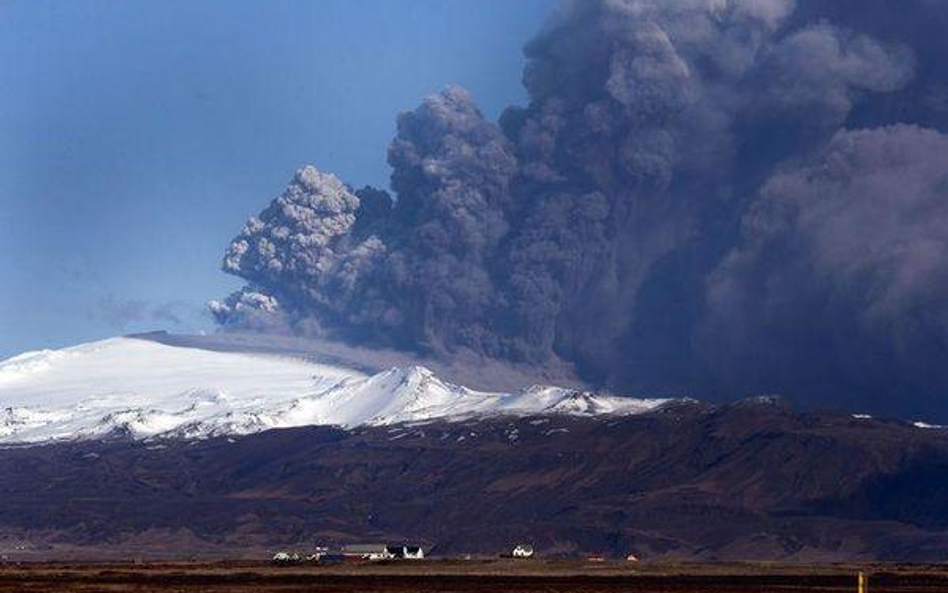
<box><xmin>703</xmin><ymin>125</ymin><xmax>948</xmax><ymax>416</ymax></box>
<box><xmin>214</xmin><ymin>0</ymin><xmax>948</xmax><ymax>420</ymax></box>
<box><xmin>213</xmin><ymin>87</ymin><xmax>518</xmax><ymax>352</ymax></box>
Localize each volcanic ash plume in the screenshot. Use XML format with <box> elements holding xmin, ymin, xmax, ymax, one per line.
<box><xmin>214</xmin><ymin>0</ymin><xmax>948</xmax><ymax>421</ymax></box>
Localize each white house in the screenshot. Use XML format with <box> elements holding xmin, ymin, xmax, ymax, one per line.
<box><xmin>512</xmin><ymin>544</ymin><xmax>535</xmax><ymax>558</ymax></box>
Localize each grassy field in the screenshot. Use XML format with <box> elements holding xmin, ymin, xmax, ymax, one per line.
<box><xmin>0</xmin><ymin>560</ymin><xmax>945</xmax><ymax>592</ymax></box>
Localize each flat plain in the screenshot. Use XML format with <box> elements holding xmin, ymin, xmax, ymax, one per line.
<box><xmin>0</xmin><ymin>560</ymin><xmax>945</xmax><ymax>593</ymax></box>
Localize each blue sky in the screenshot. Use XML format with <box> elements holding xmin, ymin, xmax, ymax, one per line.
<box><xmin>0</xmin><ymin>0</ymin><xmax>557</xmax><ymax>358</ymax></box>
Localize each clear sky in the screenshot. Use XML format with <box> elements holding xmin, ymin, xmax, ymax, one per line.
<box><xmin>0</xmin><ymin>0</ymin><xmax>558</xmax><ymax>358</ymax></box>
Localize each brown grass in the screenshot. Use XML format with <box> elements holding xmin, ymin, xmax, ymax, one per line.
<box><xmin>0</xmin><ymin>560</ymin><xmax>945</xmax><ymax>592</ymax></box>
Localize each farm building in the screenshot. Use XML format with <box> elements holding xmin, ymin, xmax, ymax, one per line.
<box><xmin>512</xmin><ymin>544</ymin><xmax>534</xmax><ymax>558</ymax></box>
<box><xmin>388</xmin><ymin>545</ymin><xmax>424</xmax><ymax>559</ymax></box>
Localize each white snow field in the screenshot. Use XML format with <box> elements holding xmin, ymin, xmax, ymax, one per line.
<box><xmin>0</xmin><ymin>336</ymin><xmax>670</xmax><ymax>444</ymax></box>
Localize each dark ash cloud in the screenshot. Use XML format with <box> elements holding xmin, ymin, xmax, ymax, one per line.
<box><xmin>213</xmin><ymin>0</ymin><xmax>948</xmax><ymax>421</ymax></box>
<box><xmin>702</xmin><ymin>124</ymin><xmax>948</xmax><ymax>416</ymax></box>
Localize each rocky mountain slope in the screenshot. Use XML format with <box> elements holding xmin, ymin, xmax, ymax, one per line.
<box><xmin>1</xmin><ymin>399</ymin><xmax>947</xmax><ymax>561</ymax></box>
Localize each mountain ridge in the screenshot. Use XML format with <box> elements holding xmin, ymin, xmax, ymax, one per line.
<box><xmin>0</xmin><ymin>335</ymin><xmax>670</xmax><ymax>444</ymax></box>
<box><xmin>3</xmin><ymin>334</ymin><xmax>948</xmax><ymax>562</ymax></box>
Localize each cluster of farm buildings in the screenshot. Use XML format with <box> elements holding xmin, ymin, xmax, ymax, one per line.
<box><xmin>272</xmin><ymin>544</ymin><xmax>427</xmax><ymax>564</ymax></box>
<box><xmin>272</xmin><ymin>543</ymin><xmax>640</xmax><ymax>564</ymax></box>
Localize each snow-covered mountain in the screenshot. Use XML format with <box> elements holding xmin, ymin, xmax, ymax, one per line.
<box><xmin>0</xmin><ymin>336</ymin><xmax>671</xmax><ymax>444</ymax></box>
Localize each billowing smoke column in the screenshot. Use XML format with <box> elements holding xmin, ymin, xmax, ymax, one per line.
<box><xmin>213</xmin><ymin>0</ymin><xmax>948</xmax><ymax>420</ymax></box>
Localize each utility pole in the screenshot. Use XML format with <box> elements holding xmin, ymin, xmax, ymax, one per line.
<box><xmin>858</xmin><ymin>571</ymin><xmax>869</xmax><ymax>593</ymax></box>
